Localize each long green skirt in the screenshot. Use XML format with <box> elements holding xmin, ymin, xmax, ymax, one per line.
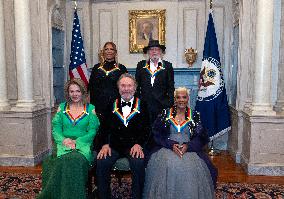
<box><xmin>37</xmin><ymin>151</ymin><xmax>90</xmax><ymax>199</ymax></box>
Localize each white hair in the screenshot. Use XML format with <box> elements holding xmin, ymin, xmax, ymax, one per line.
<box><xmin>174</xmin><ymin>87</ymin><xmax>190</xmax><ymax>98</ymax></box>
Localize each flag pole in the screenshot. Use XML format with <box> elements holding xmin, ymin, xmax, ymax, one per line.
<box><xmin>205</xmin><ymin>0</ymin><xmax>222</xmax><ymax>157</ymax></box>
<box><xmin>208</xmin><ymin>140</ymin><xmax>220</xmax><ymax>156</ymax></box>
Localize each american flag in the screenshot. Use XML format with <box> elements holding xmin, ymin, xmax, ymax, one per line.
<box><xmin>69</xmin><ymin>9</ymin><xmax>89</xmax><ymax>86</ymax></box>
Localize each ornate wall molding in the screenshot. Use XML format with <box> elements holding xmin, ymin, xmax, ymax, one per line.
<box><xmin>51</xmin><ymin>7</ymin><xmax>64</xmax><ymax>30</ymax></box>
<box><xmin>233</xmin><ymin>0</ymin><xmax>239</xmax><ymax>27</ymax></box>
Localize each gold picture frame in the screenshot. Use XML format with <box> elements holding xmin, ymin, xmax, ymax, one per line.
<box><xmin>129</xmin><ymin>9</ymin><xmax>166</xmax><ymax>53</ymax></box>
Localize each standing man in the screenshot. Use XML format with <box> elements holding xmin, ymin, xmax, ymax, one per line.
<box><xmin>96</xmin><ymin>73</ymin><xmax>150</xmax><ymax>199</ymax></box>
<box><xmin>135</xmin><ymin>40</ymin><xmax>175</xmax><ymax>125</ymax></box>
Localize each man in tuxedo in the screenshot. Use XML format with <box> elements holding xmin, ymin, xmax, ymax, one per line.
<box><xmin>96</xmin><ymin>73</ymin><xmax>150</xmax><ymax>199</ymax></box>
<box><xmin>135</xmin><ymin>40</ymin><xmax>175</xmax><ymax>125</ymax></box>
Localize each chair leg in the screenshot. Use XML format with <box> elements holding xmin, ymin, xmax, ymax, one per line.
<box><xmin>87</xmin><ymin>166</ymin><xmax>97</xmax><ymax>197</ymax></box>
<box><xmin>87</xmin><ymin>174</ymin><xmax>93</xmax><ymax>196</ymax></box>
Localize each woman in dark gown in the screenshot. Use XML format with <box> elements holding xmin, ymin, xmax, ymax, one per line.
<box><xmin>88</xmin><ymin>42</ymin><xmax>127</xmax><ymax>149</ymax></box>
<box><xmin>143</xmin><ymin>87</ymin><xmax>217</xmax><ymax>199</ymax></box>
<box><xmin>88</xmin><ymin>42</ymin><xmax>127</xmax><ymax>116</ymax></box>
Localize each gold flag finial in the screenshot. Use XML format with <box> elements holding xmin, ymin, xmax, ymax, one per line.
<box><xmin>210</xmin><ymin>0</ymin><xmax>213</xmax><ymax>9</ymax></box>
<box><xmin>74</xmin><ymin>1</ymin><xmax>77</xmax><ymax>10</ymax></box>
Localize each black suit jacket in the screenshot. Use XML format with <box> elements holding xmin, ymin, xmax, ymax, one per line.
<box><xmin>100</xmin><ymin>97</ymin><xmax>150</xmax><ymax>154</ymax></box>
<box><xmin>135</xmin><ymin>60</ymin><xmax>175</xmax><ymax>123</ymax></box>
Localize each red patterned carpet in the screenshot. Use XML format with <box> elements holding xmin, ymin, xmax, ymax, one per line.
<box><xmin>215</xmin><ymin>182</ymin><xmax>284</xmax><ymax>199</ymax></box>
<box><xmin>0</xmin><ymin>172</ymin><xmax>41</xmax><ymax>199</ymax></box>
<box><xmin>0</xmin><ymin>172</ymin><xmax>283</xmax><ymax>199</ymax></box>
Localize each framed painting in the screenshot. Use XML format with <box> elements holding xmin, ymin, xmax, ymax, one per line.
<box><xmin>129</xmin><ymin>9</ymin><xmax>166</xmax><ymax>53</ymax></box>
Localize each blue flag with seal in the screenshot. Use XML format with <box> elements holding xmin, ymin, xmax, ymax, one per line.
<box><xmin>195</xmin><ymin>11</ymin><xmax>231</xmax><ymax>140</ymax></box>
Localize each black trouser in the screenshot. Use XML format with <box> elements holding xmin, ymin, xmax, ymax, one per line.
<box><xmin>96</xmin><ymin>148</ymin><xmax>145</xmax><ymax>199</ymax></box>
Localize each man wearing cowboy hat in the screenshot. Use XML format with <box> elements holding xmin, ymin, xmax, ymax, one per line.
<box><xmin>135</xmin><ymin>40</ymin><xmax>175</xmax><ymax>125</ymax></box>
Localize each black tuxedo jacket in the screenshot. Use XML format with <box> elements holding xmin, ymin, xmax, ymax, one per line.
<box><xmin>100</xmin><ymin>97</ymin><xmax>150</xmax><ymax>154</ymax></box>
<box><xmin>135</xmin><ymin>60</ymin><xmax>175</xmax><ymax>122</ymax></box>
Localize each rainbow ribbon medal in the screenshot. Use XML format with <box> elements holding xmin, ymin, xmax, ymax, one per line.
<box><xmin>166</xmin><ymin>107</ymin><xmax>192</xmax><ymax>133</ymax></box>
<box><xmin>143</xmin><ymin>61</ymin><xmax>165</xmax><ymax>86</ymax></box>
<box><xmin>98</xmin><ymin>63</ymin><xmax>120</xmax><ymax>76</ymax></box>
<box><xmin>63</xmin><ymin>103</ymin><xmax>89</xmax><ymax>126</ymax></box>
<box><xmin>112</xmin><ymin>98</ymin><xmax>140</xmax><ymax>127</ymax></box>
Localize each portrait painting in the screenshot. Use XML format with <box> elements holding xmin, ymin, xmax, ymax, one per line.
<box><xmin>129</xmin><ymin>9</ymin><xmax>166</xmax><ymax>53</ymax></box>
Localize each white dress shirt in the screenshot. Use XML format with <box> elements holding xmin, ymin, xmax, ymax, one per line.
<box><xmin>149</xmin><ymin>58</ymin><xmax>163</xmax><ymax>86</ymax></box>
<box><xmin>121</xmin><ymin>97</ymin><xmax>134</xmax><ymax>118</ymax></box>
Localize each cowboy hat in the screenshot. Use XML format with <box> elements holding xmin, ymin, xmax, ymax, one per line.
<box><xmin>143</xmin><ymin>40</ymin><xmax>166</xmax><ymax>54</ymax></box>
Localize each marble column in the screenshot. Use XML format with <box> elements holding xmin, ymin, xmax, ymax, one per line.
<box><xmin>250</xmin><ymin>0</ymin><xmax>275</xmax><ymax>115</ymax></box>
<box><xmin>0</xmin><ymin>0</ymin><xmax>10</xmax><ymax>111</ymax></box>
<box><xmin>13</xmin><ymin>0</ymin><xmax>35</xmax><ymax>109</ymax></box>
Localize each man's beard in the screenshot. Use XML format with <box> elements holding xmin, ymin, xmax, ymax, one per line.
<box><xmin>121</xmin><ymin>93</ymin><xmax>134</xmax><ymax>101</ymax></box>
<box><xmin>150</xmin><ymin>55</ymin><xmax>161</xmax><ymax>62</ymax></box>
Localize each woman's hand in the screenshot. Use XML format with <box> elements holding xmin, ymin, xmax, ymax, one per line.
<box><xmin>97</xmin><ymin>144</ymin><xmax>111</xmax><ymax>159</ymax></box>
<box><xmin>180</xmin><ymin>144</ymin><xmax>188</xmax><ymax>155</ymax></box>
<box><xmin>62</xmin><ymin>138</ymin><xmax>76</xmax><ymax>149</ymax></box>
<box><xmin>173</xmin><ymin>143</ymin><xmax>188</xmax><ymax>158</ymax></box>
<box><xmin>130</xmin><ymin>144</ymin><xmax>144</xmax><ymax>158</ymax></box>
<box><xmin>173</xmin><ymin>144</ymin><xmax>183</xmax><ymax>158</ymax></box>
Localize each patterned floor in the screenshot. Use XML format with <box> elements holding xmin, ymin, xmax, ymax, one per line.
<box><xmin>1</xmin><ymin>172</ymin><xmax>283</xmax><ymax>199</ymax></box>
<box><xmin>216</xmin><ymin>182</ymin><xmax>284</xmax><ymax>199</ymax></box>
<box><xmin>0</xmin><ymin>172</ymin><xmax>41</xmax><ymax>199</ymax></box>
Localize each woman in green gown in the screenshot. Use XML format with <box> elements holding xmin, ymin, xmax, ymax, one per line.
<box><xmin>37</xmin><ymin>78</ymin><xmax>100</xmax><ymax>199</ymax></box>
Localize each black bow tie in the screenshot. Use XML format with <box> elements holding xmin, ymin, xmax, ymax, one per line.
<box><xmin>121</xmin><ymin>101</ymin><xmax>131</xmax><ymax>107</ymax></box>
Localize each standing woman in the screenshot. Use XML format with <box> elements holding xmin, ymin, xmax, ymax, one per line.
<box><xmin>88</xmin><ymin>42</ymin><xmax>128</xmax><ymax>121</ymax></box>
<box><xmin>38</xmin><ymin>78</ymin><xmax>100</xmax><ymax>199</ymax></box>
<box><xmin>143</xmin><ymin>87</ymin><xmax>217</xmax><ymax>199</ymax></box>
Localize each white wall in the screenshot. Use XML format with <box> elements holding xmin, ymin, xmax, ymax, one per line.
<box><xmin>88</xmin><ymin>0</ymin><xmax>231</xmax><ymax>71</ymax></box>
<box><xmin>92</xmin><ymin>1</ymin><xmax>179</xmax><ymax>68</ymax></box>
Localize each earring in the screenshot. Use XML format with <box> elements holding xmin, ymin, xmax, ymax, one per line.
<box><xmin>173</xmin><ymin>105</ymin><xmax>177</xmax><ymax>117</ymax></box>
<box><xmin>185</xmin><ymin>107</ymin><xmax>188</xmax><ymax>119</ymax></box>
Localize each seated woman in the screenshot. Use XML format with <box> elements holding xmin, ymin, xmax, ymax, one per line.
<box><xmin>37</xmin><ymin>78</ymin><xmax>100</xmax><ymax>199</ymax></box>
<box><xmin>143</xmin><ymin>87</ymin><xmax>217</xmax><ymax>199</ymax></box>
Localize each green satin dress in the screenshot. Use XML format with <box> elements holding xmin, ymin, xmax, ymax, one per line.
<box><xmin>37</xmin><ymin>102</ymin><xmax>100</xmax><ymax>199</ymax></box>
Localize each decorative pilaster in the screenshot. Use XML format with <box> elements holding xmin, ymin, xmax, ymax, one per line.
<box><xmin>274</xmin><ymin>1</ymin><xmax>284</xmax><ymax>114</ymax></box>
<box><xmin>274</xmin><ymin>65</ymin><xmax>284</xmax><ymax>114</ymax></box>
<box><xmin>249</xmin><ymin>0</ymin><xmax>275</xmax><ymax>115</ymax></box>
<box><xmin>13</xmin><ymin>0</ymin><xmax>35</xmax><ymax>109</ymax></box>
<box><xmin>0</xmin><ymin>0</ymin><xmax>10</xmax><ymax>111</ymax></box>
